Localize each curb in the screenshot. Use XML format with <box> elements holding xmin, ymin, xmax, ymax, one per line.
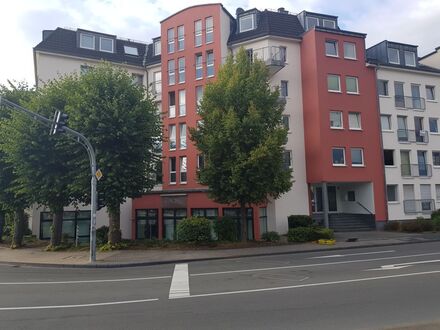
<box><xmin>1</xmin><ymin>238</ymin><xmax>439</xmax><ymax>269</ymax></box>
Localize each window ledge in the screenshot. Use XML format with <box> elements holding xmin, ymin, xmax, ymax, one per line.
<box><xmin>326</xmin><ymin>54</ymin><xmax>339</xmax><ymax>58</ymax></box>
<box><xmin>344</xmin><ymin>57</ymin><xmax>357</xmax><ymax>61</ymax></box>
<box><xmin>349</xmin><ymin>128</ymin><xmax>362</xmax><ymax>131</ymax></box>
<box><xmin>333</xmin><ymin>164</ymin><xmax>347</xmax><ymax>167</ymax></box>
<box><xmin>347</xmin><ymin>92</ymin><xmax>360</xmax><ymax>95</ymax></box>
<box><xmin>426</xmin><ymin>99</ymin><xmax>438</xmax><ymax>103</ymax></box>
<box><xmin>388</xmin><ymin>201</ymin><xmax>400</xmax><ymax>204</ymax></box>
<box><xmin>379</xmin><ymin>95</ymin><xmax>391</xmax><ymax>98</ymax></box>
<box><xmin>430</xmin><ymin>132</ymin><xmax>440</xmax><ymax>135</ymax></box>
<box><xmin>385</xmin><ymin>165</ymin><xmax>397</xmax><ymax>168</ymax></box>
<box><xmin>330</xmin><ymin>127</ymin><xmax>344</xmax><ymax>130</ymax></box>
<box><xmin>169</xmin><ymin>182</ymin><xmax>177</xmax><ymax>185</ymax></box>
<box><xmin>180</xmin><ymin>182</ymin><xmax>187</xmax><ymax>185</ymax></box>
<box><xmin>328</xmin><ymin>90</ymin><xmax>342</xmax><ymax>93</ymax></box>
<box><xmin>382</xmin><ymin>129</ymin><xmax>394</xmax><ymax>133</ymax></box>
<box><xmin>352</xmin><ymin>164</ymin><xmax>365</xmax><ymax>167</ymax></box>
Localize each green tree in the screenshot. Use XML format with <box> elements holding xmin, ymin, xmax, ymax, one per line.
<box><xmin>190</xmin><ymin>48</ymin><xmax>292</xmax><ymax>241</ymax></box>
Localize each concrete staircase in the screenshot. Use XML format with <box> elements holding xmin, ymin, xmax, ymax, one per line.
<box><xmin>313</xmin><ymin>213</ymin><xmax>376</xmax><ymax>232</ymax></box>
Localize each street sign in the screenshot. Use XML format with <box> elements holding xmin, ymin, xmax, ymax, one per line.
<box><xmin>95</xmin><ymin>169</ymin><xmax>103</xmax><ymax>181</ymax></box>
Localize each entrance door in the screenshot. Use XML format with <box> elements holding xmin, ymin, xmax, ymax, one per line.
<box><xmin>411</xmin><ymin>84</ymin><xmax>422</xmax><ymax>109</ymax></box>
<box><xmin>414</xmin><ymin>117</ymin><xmax>424</xmax><ymax>143</ymax></box>
<box><xmin>314</xmin><ymin>186</ymin><xmax>337</xmax><ymax>212</ymax></box>
<box><xmin>417</xmin><ymin>150</ymin><xmax>428</xmax><ymax>176</ymax></box>
<box><xmin>394</xmin><ymin>82</ymin><xmax>405</xmax><ymax>107</ymax></box>
<box><xmin>420</xmin><ymin>184</ymin><xmax>432</xmax><ymax>212</ymax></box>
<box><xmin>397</xmin><ymin>116</ymin><xmax>408</xmax><ymax>142</ymax></box>
<box><xmin>400</xmin><ymin>150</ymin><xmax>411</xmax><ymax>176</ymax></box>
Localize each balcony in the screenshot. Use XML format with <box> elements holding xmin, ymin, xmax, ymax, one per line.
<box><xmin>253</xmin><ymin>46</ymin><xmax>286</xmax><ymax>76</ymax></box>
<box><xmin>403</xmin><ymin>199</ymin><xmax>435</xmax><ymax>214</ymax></box>
<box><xmin>400</xmin><ymin>163</ymin><xmax>432</xmax><ymax>177</ymax></box>
<box><xmin>394</xmin><ymin>95</ymin><xmax>425</xmax><ymax>110</ymax></box>
<box><xmin>150</xmin><ymin>80</ymin><xmax>162</xmax><ymax>96</ymax></box>
<box><xmin>397</xmin><ymin>129</ymin><xmax>429</xmax><ymax>143</ymax></box>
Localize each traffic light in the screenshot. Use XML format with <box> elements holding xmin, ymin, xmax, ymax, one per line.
<box><xmin>97</xmin><ymin>190</ymin><xmax>105</xmax><ymax>210</ymax></box>
<box><xmin>50</xmin><ymin>110</ymin><xmax>69</xmax><ymax>135</ymax></box>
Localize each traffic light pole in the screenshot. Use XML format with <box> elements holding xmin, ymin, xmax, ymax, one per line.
<box><xmin>0</xmin><ymin>97</ymin><xmax>97</xmax><ymax>263</ymax></box>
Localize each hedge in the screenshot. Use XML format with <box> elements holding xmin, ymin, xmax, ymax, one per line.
<box><xmin>176</xmin><ymin>217</ymin><xmax>212</xmax><ymax>242</ymax></box>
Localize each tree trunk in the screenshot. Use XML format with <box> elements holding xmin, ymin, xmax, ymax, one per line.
<box><xmin>12</xmin><ymin>208</ymin><xmax>26</xmax><ymax>248</ymax></box>
<box><xmin>50</xmin><ymin>208</ymin><xmax>64</xmax><ymax>247</ymax></box>
<box><xmin>108</xmin><ymin>205</ymin><xmax>121</xmax><ymax>244</ymax></box>
<box><xmin>0</xmin><ymin>211</ymin><xmax>5</xmax><ymax>243</ymax></box>
<box><xmin>240</xmin><ymin>203</ymin><xmax>247</xmax><ymax>242</ymax></box>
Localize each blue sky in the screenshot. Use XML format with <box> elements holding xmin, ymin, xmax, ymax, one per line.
<box><xmin>2</xmin><ymin>0</ymin><xmax>440</xmax><ymax>85</ymax></box>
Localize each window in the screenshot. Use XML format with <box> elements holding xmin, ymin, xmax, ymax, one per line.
<box><xmin>327</xmin><ymin>74</ymin><xmax>341</xmax><ymax>92</ymax></box>
<box><xmin>195</xmin><ymin>54</ymin><xmax>203</xmax><ymax>79</ymax></box>
<box><xmin>433</xmin><ymin>151</ymin><xmax>440</xmax><ymax>166</ymax></box>
<box><xmin>347</xmin><ymin>191</ymin><xmax>356</xmax><ymax>201</ymax></box>
<box><xmin>177</xmin><ymin>90</ymin><xmax>186</xmax><ymax>116</ymax></box>
<box><xmin>259</xmin><ymin>208</ymin><xmax>268</xmax><ymax>237</ymax></box>
<box><xmin>343</xmin><ymin>42</ymin><xmax>356</xmax><ymax>59</ymax></box>
<box><xmin>351</xmin><ymin>148</ymin><xmax>364</xmax><ymax>166</ymax></box>
<box><xmin>153</xmin><ymin>39</ymin><xmax>161</xmax><ymax>56</ymax></box>
<box><xmin>168</xmin><ymin>60</ymin><xmax>175</xmax><ymax>85</ymax></box>
<box><xmin>169</xmin><ymin>157</ymin><xmax>176</xmax><ymax>184</ymax></box>
<box><xmin>436</xmin><ymin>184</ymin><xmax>440</xmax><ymax>200</ymax></box>
<box><xmin>330</xmin><ymin>111</ymin><xmax>343</xmax><ymax>129</ymax></box>
<box><xmin>283</xmin><ymin>150</ymin><xmax>292</xmax><ymax>169</ymax></box>
<box><xmin>197</xmin><ymin>154</ymin><xmax>205</xmax><ymax>170</ymax></box>
<box><xmin>124</xmin><ymin>45</ymin><xmax>138</xmax><ymax>55</ymax></box>
<box><xmin>177</xmin><ymin>25</ymin><xmax>184</xmax><ymax>51</ymax></box>
<box><xmin>169</xmin><ymin>125</ymin><xmax>176</xmax><ymax>150</ymax></box>
<box><xmin>384</xmin><ymin>149</ymin><xmax>394</xmax><ymax>166</ymax></box>
<box><xmin>39</xmin><ymin>211</ymin><xmax>91</xmax><ymax>241</ymax></box>
<box><xmin>196</xmin><ymin>86</ymin><xmax>203</xmax><ymax>110</ymax></box>
<box><xmin>153</xmin><ymin>71</ymin><xmax>161</xmax><ymax>94</ymax></box>
<box><xmin>132</xmin><ymin>74</ymin><xmax>143</xmax><ymax>86</ymax></box>
<box><xmin>388</xmin><ymin>48</ymin><xmax>400</xmax><ymax>64</ymax></box>
<box><xmin>404</xmin><ymin>51</ymin><xmax>416</xmax><ymax>67</ymax></box>
<box><xmin>179</xmin><ymin>123</ymin><xmax>187</xmax><ymax>149</ymax></box>
<box><xmin>332</xmin><ymin>148</ymin><xmax>345</xmax><ymax>166</ymax></box>
<box><xmin>167</xmin><ymin>28</ymin><xmax>174</xmax><ymax>53</ymax></box>
<box><xmin>180</xmin><ymin>156</ymin><xmax>187</xmax><ymax>183</ymax></box>
<box><xmin>99</xmin><ymin>37</ymin><xmax>113</xmax><ymax>52</ymax></box>
<box><xmin>307</xmin><ymin>17</ymin><xmax>319</xmax><ymax>29</ymax></box>
<box><xmin>387</xmin><ymin>185</ymin><xmax>398</xmax><ymax>202</ymax></box>
<box><xmin>194</xmin><ymin>20</ymin><xmax>202</xmax><ymax>47</ymax></box>
<box><xmin>239</xmin><ymin>13</ymin><xmax>256</xmax><ymax>32</ymax></box>
<box><xmin>280</xmin><ymin>80</ymin><xmax>288</xmax><ymax>97</ymax></box>
<box><xmin>246</xmin><ymin>49</ymin><xmax>253</xmax><ymax>62</ymax></box>
<box><xmin>348</xmin><ymin>112</ymin><xmax>362</xmax><ymax>130</ymax></box>
<box><xmin>206</xmin><ymin>17</ymin><xmax>213</xmax><ymax>43</ymax></box>
<box><xmin>206</xmin><ymin>51</ymin><xmax>214</xmax><ymax>77</ymax></box>
<box><xmin>178</xmin><ymin>57</ymin><xmax>185</xmax><ymax>83</ymax></box>
<box><xmin>80</xmin><ymin>33</ymin><xmax>94</xmax><ymax>49</ymax></box>
<box><xmin>135</xmin><ymin>209</ymin><xmax>158</xmax><ymax>240</ymax></box>
<box><xmin>346</xmin><ymin>76</ymin><xmax>359</xmax><ymax>94</ymax></box>
<box><xmin>323</xmin><ymin>19</ymin><xmax>336</xmax><ymax>29</ymax></box>
<box><xmin>325</xmin><ymin>40</ymin><xmax>338</xmax><ymax>57</ymax></box>
<box><xmin>282</xmin><ymin>115</ymin><xmax>290</xmax><ymax>131</ymax></box>
<box><xmin>426</xmin><ymin>85</ymin><xmax>435</xmax><ymax>100</ymax></box>
<box><xmin>378</xmin><ymin>80</ymin><xmax>389</xmax><ymax>96</ymax></box>
<box><xmin>429</xmin><ymin>118</ymin><xmax>439</xmax><ymax>133</ymax></box>
<box><xmin>381</xmin><ymin>115</ymin><xmax>392</xmax><ymax>131</ymax></box>
<box><xmin>168</xmin><ymin>91</ymin><xmax>176</xmax><ymax>118</ymax></box>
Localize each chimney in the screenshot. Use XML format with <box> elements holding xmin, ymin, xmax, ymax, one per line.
<box><xmin>278</xmin><ymin>7</ymin><xmax>288</xmax><ymax>14</ymax></box>
<box><xmin>42</xmin><ymin>30</ymin><xmax>54</xmax><ymax>41</ymax></box>
<box><xmin>236</xmin><ymin>7</ymin><xmax>244</xmax><ymax>16</ymax></box>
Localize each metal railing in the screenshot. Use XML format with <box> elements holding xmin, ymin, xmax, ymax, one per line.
<box><xmin>150</xmin><ymin>80</ymin><xmax>162</xmax><ymax>95</ymax></box>
<box><xmin>403</xmin><ymin>199</ymin><xmax>435</xmax><ymax>214</ymax></box>
<box><xmin>400</xmin><ymin>163</ymin><xmax>432</xmax><ymax>177</ymax></box>
<box><xmin>397</xmin><ymin>129</ymin><xmax>429</xmax><ymax>143</ymax></box>
<box><xmin>394</xmin><ymin>95</ymin><xmax>425</xmax><ymax>110</ymax></box>
<box><xmin>253</xmin><ymin>46</ymin><xmax>286</xmax><ymax>67</ymax></box>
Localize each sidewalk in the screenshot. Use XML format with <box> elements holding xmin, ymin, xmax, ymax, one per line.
<box><xmin>0</xmin><ymin>231</ymin><xmax>439</xmax><ymax>268</ymax></box>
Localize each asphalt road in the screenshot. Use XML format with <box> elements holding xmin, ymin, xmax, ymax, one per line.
<box><xmin>1</xmin><ymin>242</ymin><xmax>440</xmax><ymax>330</ymax></box>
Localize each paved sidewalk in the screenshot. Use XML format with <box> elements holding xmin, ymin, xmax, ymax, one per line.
<box><xmin>0</xmin><ymin>231</ymin><xmax>439</xmax><ymax>268</ymax></box>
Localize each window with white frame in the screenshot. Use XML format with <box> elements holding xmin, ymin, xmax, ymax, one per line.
<box><xmin>346</xmin><ymin>76</ymin><xmax>359</xmax><ymax>94</ymax></box>
<box><xmin>282</xmin><ymin>150</ymin><xmax>292</xmax><ymax>169</ymax></box>
<box><xmin>80</xmin><ymin>33</ymin><xmax>95</xmax><ymax>49</ymax></box>
<box><xmin>282</xmin><ymin>115</ymin><xmax>290</xmax><ymax>131</ymax></box>
<box><xmin>169</xmin><ymin>125</ymin><xmax>176</xmax><ymax>150</ymax></box>
<box><xmin>153</xmin><ymin>71</ymin><xmax>161</xmax><ymax>94</ymax></box>
<box><xmin>378</xmin><ymin>80</ymin><xmax>389</xmax><ymax>96</ymax></box>
<box><xmin>153</xmin><ymin>39</ymin><xmax>161</xmax><ymax>55</ymax></box>
<box><xmin>307</xmin><ymin>16</ymin><xmax>319</xmax><ymax>29</ymax></box>
<box><xmin>177</xmin><ymin>25</ymin><xmax>184</xmax><ymax>51</ymax></box>
<box><xmin>124</xmin><ymin>45</ymin><xmax>138</xmax><ymax>56</ymax></box>
<box><xmin>206</xmin><ymin>51</ymin><xmax>214</xmax><ymax>77</ymax></box>
<box><xmin>195</xmin><ymin>54</ymin><xmax>203</xmax><ymax>79</ymax></box>
<box><xmin>432</xmin><ymin>151</ymin><xmax>440</xmax><ymax>166</ymax></box>
<box><xmin>167</xmin><ymin>28</ymin><xmax>175</xmax><ymax>53</ymax></box>
<box><xmin>404</xmin><ymin>51</ymin><xmax>416</xmax><ymax>67</ymax></box>
<box><xmin>239</xmin><ymin>13</ymin><xmax>256</xmax><ymax>33</ymax></box>
<box><xmin>168</xmin><ymin>91</ymin><xmax>176</xmax><ymax>118</ymax></box>
<box><xmin>387</xmin><ymin>185</ymin><xmax>398</xmax><ymax>202</ymax></box>
<box><xmin>205</xmin><ymin>17</ymin><xmax>213</xmax><ymax>43</ymax></box>
<box><xmin>343</xmin><ymin>42</ymin><xmax>356</xmax><ymax>59</ymax></box>
<box><xmin>332</xmin><ymin>148</ymin><xmax>345</xmax><ymax>166</ymax></box>
<box><xmin>436</xmin><ymin>184</ymin><xmax>440</xmax><ymax>200</ymax></box>
<box><xmin>178</xmin><ymin>90</ymin><xmax>186</xmax><ymax>116</ymax></box>
<box><xmin>351</xmin><ymin>148</ymin><xmax>364</xmax><ymax>166</ymax></box>
<box><xmin>280</xmin><ymin>80</ymin><xmax>288</xmax><ymax>97</ymax></box>
<box><xmin>429</xmin><ymin>118</ymin><xmax>439</xmax><ymax>133</ymax></box>
<box><xmin>179</xmin><ymin>123</ymin><xmax>186</xmax><ymax>149</ymax></box>
<box><xmin>169</xmin><ymin>157</ymin><xmax>176</xmax><ymax>184</ymax></box>
<box><xmin>327</xmin><ymin>74</ymin><xmax>341</xmax><ymax>92</ymax></box>
<box><xmin>100</xmin><ymin>37</ymin><xmax>113</xmax><ymax>52</ymax></box>
<box><xmin>348</xmin><ymin>112</ymin><xmax>362</xmax><ymax>130</ymax></box>
<box><xmin>196</xmin><ymin>86</ymin><xmax>203</xmax><ymax>110</ymax></box>
<box><xmin>180</xmin><ymin>156</ymin><xmax>187</xmax><ymax>183</ymax></box>
<box><xmin>168</xmin><ymin>60</ymin><xmax>175</xmax><ymax>85</ymax></box>
<box><xmin>325</xmin><ymin>40</ymin><xmax>338</xmax><ymax>57</ymax></box>
<box><xmin>388</xmin><ymin>48</ymin><xmax>400</xmax><ymax>64</ymax></box>
<box><xmin>323</xmin><ymin>19</ymin><xmax>335</xmax><ymax>29</ymax></box>
<box><xmin>330</xmin><ymin>111</ymin><xmax>343</xmax><ymax>129</ymax></box>
<box><xmin>426</xmin><ymin>85</ymin><xmax>435</xmax><ymax>100</ymax></box>
<box><xmin>194</xmin><ymin>20</ymin><xmax>202</xmax><ymax>47</ymax></box>
<box><xmin>381</xmin><ymin>115</ymin><xmax>392</xmax><ymax>131</ymax></box>
<box><xmin>178</xmin><ymin>57</ymin><xmax>185</xmax><ymax>83</ymax></box>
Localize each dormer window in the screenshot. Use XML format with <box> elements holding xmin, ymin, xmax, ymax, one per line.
<box><xmin>80</xmin><ymin>33</ymin><xmax>95</xmax><ymax>50</ymax></box>
<box><xmin>404</xmin><ymin>51</ymin><xmax>416</xmax><ymax>67</ymax></box>
<box><xmin>153</xmin><ymin>40</ymin><xmax>161</xmax><ymax>56</ymax></box>
<box><xmin>124</xmin><ymin>45</ymin><xmax>138</xmax><ymax>56</ymax></box>
<box><xmin>239</xmin><ymin>13</ymin><xmax>256</xmax><ymax>33</ymax></box>
<box><xmin>306</xmin><ymin>17</ymin><xmax>319</xmax><ymax>29</ymax></box>
<box><xmin>100</xmin><ymin>37</ymin><xmax>114</xmax><ymax>53</ymax></box>
<box><xmin>388</xmin><ymin>48</ymin><xmax>400</xmax><ymax>64</ymax></box>
<box><xmin>323</xmin><ymin>19</ymin><xmax>336</xmax><ymax>29</ymax></box>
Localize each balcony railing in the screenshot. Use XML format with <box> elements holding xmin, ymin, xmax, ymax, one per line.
<box><xmin>403</xmin><ymin>199</ymin><xmax>435</xmax><ymax>214</ymax></box>
<box><xmin>150</xmin><ymin>81</ymin><xmax>162</xmax><ymax>96</ymax></box>
<box><xmin>400</xmin><ymin>163</ymin><xmax>432</xmax><ymax>177</ymax></box>
<box><xmin>397</xmin><ymin>129</ymin><xmax>429</xmax><ymax>143</ymax></box>
<box><xmin>253</xmin><ymin>46</ymin><xmax>286</xmax><ymax>76</ymax></box>
<box><xmin>394</xmin><ymin>95</ymin><xmax>425</xmax><ymax>110</ymax></box>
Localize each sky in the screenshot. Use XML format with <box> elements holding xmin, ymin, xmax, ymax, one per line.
<box><xmin>1</xmin><ymin>0</ymin><xmax>440</xmax><ymax>86</ymax></box>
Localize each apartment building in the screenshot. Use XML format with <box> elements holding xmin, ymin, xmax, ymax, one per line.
<box><xmin>367</xmin><ymin>41</ymin><xmax>440</xmax><ymax>220</ymax></box>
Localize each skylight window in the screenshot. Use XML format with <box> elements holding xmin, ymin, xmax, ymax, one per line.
<box><xmin>100</xmin><ymin>37</ymin><xmax>114</xmax><ymax>53</ymax></box>
<box><xmin>124</xmin><ymin>45</ymin><xmax>138</xmax><ymax>56</ymax></box>
<box><xmin>323</xmin><ymin>19</ymin><xmax>336</xmax><ymax>29</ymax></box>
<box><xmin>80</xmin><ymin>33</ymin><xmax>95</xmax><ymax>50</ymax></box>
<box><xmin>239</xmin><ymin>13</ymin><xmax>256</xmax><ymax>33</ymax></box>
<box><xmin>306</xmin><ymin>17</ymin><xmax>319</xmax><ymax>29</ymax></box>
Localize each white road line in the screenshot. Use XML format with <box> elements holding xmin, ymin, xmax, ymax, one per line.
<box><xmin>169</xmin><ymin>263</ymin><xmax>190</xmax><ymax>299</ymax></box>
<box><xmin>178</xmin><ymin>270</ymin><xmax>440</xmax><ymax>300</ymax></box>
<box><xmin>0</xmin><ymin>275</ymin><xmax>171</xmax><ymax>286</ymax></box>
<box><xmin>0</xmin><ymin>298</ymin><xmax>159</xmax><ymax>311</ymax></box>
<box><xmin>310</xmin><ymin>250</ymin><xmax>395</xmax><ymax>259</ymax></box>
<box><xmin>191</xmin><ymin>252</ymin><xmax>440</xmax><ymax>277</ymax></box>
<box><xmin>367</xmin><ymin>259</ymin><xmax>440</xmax><ymax>271</ymax></box>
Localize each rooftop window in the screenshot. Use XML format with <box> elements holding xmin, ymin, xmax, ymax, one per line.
<box><xmin>388</xmin><ymin>47</ymin><xmax>400</xmax><ymax>64</ymax></box>
<box><xmin>80</xmin><ymin>33</ymin><xmax>95</xmax><ymax>50</ymax></box>
<box><xmin>100</xmin><ymin>37</ymin><xmax>114</xmax><ymax>53</ymax></box>
<box><xmin>306</xmin><ymin>16</ymin><xmax>319</xmax><ymax>29</ymax></box>
<box><xmin>153</xmin><ymin>39</ymin><xmax>161</xmax><ymax>56</ymax></box>
<box><xmin>124</xmin><ymin>45</ymin><xmax>138</xmax><ymax>56</ymax></box>
<box><xmin>323</xmin><ymin>19</ymin><xmax>336</xmax><ymax>29</ymax></box>
<box><xmin>404</xmin><ymin>51</ymin><xmax>416</xmax><ymax>67</ymax></box>
<box><xmin>239</xmin><ymin>13</ymin><xmax>256</xmax><ymax>33</ymax></box>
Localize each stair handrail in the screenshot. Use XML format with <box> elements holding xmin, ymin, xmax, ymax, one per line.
<box><xmin>356</xmin><ymin>201</ymin><xmax>373</xmax><ymax>215</ymax></box>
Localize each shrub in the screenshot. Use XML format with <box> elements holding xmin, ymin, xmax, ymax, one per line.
<box><xmin>96</xmin><ymin>225</ymin><xmax>109</xmax><ymax>245</ymax></box>
<box><xmin>314</xmin><ymin>228</ymin><xmax>334</xmax><ymax>239</ymax></box>
<box><xmin>400</xmin><ymin>219</ymin><xmax>433</xmax><ymax>233</ymax></box>
<box><xmin>384</xmin><ymin>221</ymin><xmax>400</xmax><ymax>231</ymax></box>
<box><xmin>288</xmin><ymin>215</ymin><xmax>313</xmax><ymax>229</ymax></box>
<box><xmin>288</xmin><ymin>227</ymin><xmax>316</xmax><ymax>242</ymax></box>
<box><xmin>176</xmin><ymin>217</ymin><xmax>212</xmax><ymax>242</ymax></box>
<box><xmin>99</xmin><ymin>242</ymin><xmax>128</xmax><ymax>251</ymax></box>
<box><xmin>261</xmin><ymin>231</ymin><xmax>280</xmax><ymax>242</ymax></box>
<box><xmin>214</xmin><ymin>216</ymin><xmax>238</xmax><ymax>241</ymax></box>
<box><xmin>431</xmin><ymin>211</ymin><xmax>440</xmax><ymax>231</ymax></box>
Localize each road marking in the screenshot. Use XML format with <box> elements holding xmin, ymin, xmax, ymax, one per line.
<box><xmin>191</xmin><ymin>252</ymin><xmax>440</xmax><ymax>277</ymax></box>
<box><xmin>0</xmin><ymin>298</ymin><xmax>159</xmax><ymax>311</ymax></box>
<box><xmin>0</xmin><ymin>275</ymin><xmax>171</xmax><ymax>286</ymax></box>
<box><xmin>367</xmin><ymin>259</ymin><xmax>440</xmax><ymax>271</ymax></box>
<box><xmin>310</xmin><ymin>250</ymin><xmax>395</xmax><ymax>259</ymax></box>
<box><xmin>169</xmin><ymin>263</ymin><xmax>190</xmax><ymax>299</ymax></box>
<box><xmin>178</xmin><ymin>270</ymin><xmax>440</xmax><ymax>300</ymax></box>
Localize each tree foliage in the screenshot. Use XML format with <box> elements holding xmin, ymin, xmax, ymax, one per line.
<box><xmin>190</xmin><ymin>48</ymin><xmax>292</xmax><ymax>240</ymax></box>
